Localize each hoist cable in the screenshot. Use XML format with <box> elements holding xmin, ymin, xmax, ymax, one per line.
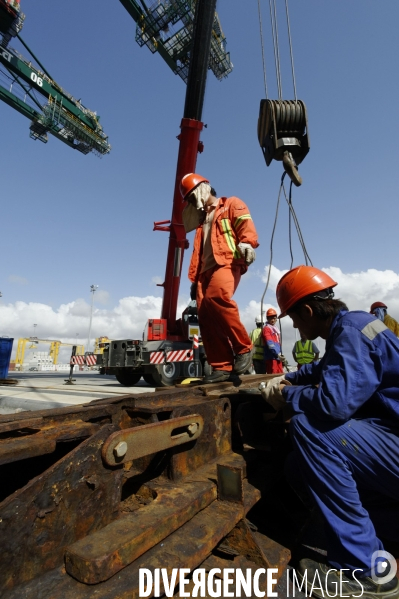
<box><xmin>288</xmin><ymin>181</ymin><xmax>294</xmax><ymax>269</ymax></box>
<box><xmin>257</xmin><ymin>0</ymin><xmax>268</xmax><ymax>98</ymax></box>
<box><xmin>272</xmin><ymin>0</ymin><xmax>283</xmax><ymax>99</ymax></box>
<box><xmin>260</xmin><ymin>172</ymin><xmax>286</xmax><ymax>322</ymax></box>
<box><xmin>282</xmin><ymin>182</ymin><xmax>313</xmax><ymax>266</ymax></box>
<box><xmin>284</xmin><ymin>0</ymin><xmax>298</xmax><ymax>101</ymax></box>
<box><xmin>268</xmin><ymin>0</ymin><xmax>283</xmax><ymax>99</ymax></box>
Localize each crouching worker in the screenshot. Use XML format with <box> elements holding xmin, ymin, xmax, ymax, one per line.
<box><xmin>259</xmin><ymin>265</ymin><xmax>399</xmax><ymax>599</ymax></box>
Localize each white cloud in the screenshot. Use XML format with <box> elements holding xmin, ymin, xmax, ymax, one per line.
<box><xmin>0</xmin><ymin>295</ymin><xmax>188</xmax><ymax>363</ymax></box>
<box><xmin>242</xmin><ymin>265</ymin><xmax>399</xmax><ymax>367</ymax></box>
<box><xmin>259</xmin><ymin>265</ymin><xmax>399</xmax><ymax>317</ymax></box>
<box><xmin>8</xmin><ymin>275</ymin><xmax>28</xmax><ymax>285</ymax></box>
<box><xmin>1</xmin><ymin>266</ymin><xmax>398</xmax><ymax>367</ymax></box>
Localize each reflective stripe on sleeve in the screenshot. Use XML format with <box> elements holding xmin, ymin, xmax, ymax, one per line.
<box><xmin>221</xmin><ymin>218</ymin><xmax>241</xmax><ymax>258</ymax></box>
<box><xmin>234</xmin><ymin>214</ymin><xmax>252</xmax><ymax>228</ymax></box>
<box><xmin>361</xmin><ymin>319</ymin><xmax>388</xmax><ymax>340</ymax></box>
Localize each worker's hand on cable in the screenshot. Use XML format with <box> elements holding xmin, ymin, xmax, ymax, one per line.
<box><xmin>278</xmin><ymin>353</ymin><xmax>289</xmax><ymax>368</ymax></box>
<box><xmin>237</xmin><ymin>242</ymin><xmax>256</xmax><ymax>265</ymax></box>
<box><xmin>258</xmin><ymin>375</ymin><xmax>291</xmax><ymax>411</ymax></box>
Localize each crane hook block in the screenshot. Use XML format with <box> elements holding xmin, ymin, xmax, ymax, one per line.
<box><xmin>257</xmin><ymin>99</ymin><xmax>310</xmax><ymax>186</ymax></box>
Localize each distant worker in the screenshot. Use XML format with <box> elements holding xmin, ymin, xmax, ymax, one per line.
<box><xmin>262</xmin><ymin>308</ymin><xmax>286</xmax><ymax>374</ymax></box>
<box><xmin>370</xmin><ymin>301</ymin><xmax>399</xmax><ymax>337</ymax></box>
<box><xmin>292</xmin><ymin>333</ymin><xmax>319</xmax><ymax>369</ymax></box>
<box><xmin>260</xmin><ymin>265</ymin><xmax>399</xmax><ymax>598</ymax></box>
<box><xmin>249</xmin><ymin>315</ymin><xmax>266</xmax><ymax>374</ymax></box>
<box><xmin>181</xmin><ymin>173</ymin><xmax>259</xmax><ymax>384</ymax></box>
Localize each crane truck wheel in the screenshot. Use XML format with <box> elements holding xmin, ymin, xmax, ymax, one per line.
<box><xmin>151</xmin><ymin>362</ymin><xmax>181</xmax><ymax>387</ymax></box>
<box><xmin>182</xmin><ymin>361</ymin><xmax>203</xmax><ymax>378</ymax></box>
<box><xmin>115</xmin><ymin>372</ymin><xmax>142</xmax><ymax>386</ymax></box>
<box><xmin>143</xmin><ymin>373</ymin><xmax>157</xmax><ymax>386</ymax></box>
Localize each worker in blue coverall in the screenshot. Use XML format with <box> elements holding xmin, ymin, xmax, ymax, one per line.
<box><xmin>259</xmin><ymin>265</ymin><xmax>399</xmax><ymax>599</ymax></box>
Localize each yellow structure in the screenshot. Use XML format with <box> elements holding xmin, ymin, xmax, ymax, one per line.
<box><xmin>15</xmin><ymin>338</ymin><xmax>85</xmax><ymax>366</ymax></box>
<box><xmin>94</xmin><ymin>336</ymin><xmax>111</xmax><ymax>355</ymax></box>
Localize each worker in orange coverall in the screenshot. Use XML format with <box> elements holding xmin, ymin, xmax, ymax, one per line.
<box><xmin>181</xmin><ymin>173</ymin><xmax>259</xmax><ymax>384</ymax></box>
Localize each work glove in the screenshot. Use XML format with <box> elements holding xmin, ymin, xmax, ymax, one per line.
<box><xmin>237</xmin><ymin>242</ymin><xmax>256</xmax><ymax>265</ymax></box>
<box><xmin>258</xmin><ymin>375</ymin><xmax>291</xmax><ymax>411</ymax></box>
<box><xmin>190</xmin><ymin>282</ymin><xmax>198</xmax><ymax>301</ymax></box>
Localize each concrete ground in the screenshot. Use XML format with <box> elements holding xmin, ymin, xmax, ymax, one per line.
<box><xmin>0</xmin><ymin>371</ymin><xmax>155</xmax><ymax>414</ymax></box>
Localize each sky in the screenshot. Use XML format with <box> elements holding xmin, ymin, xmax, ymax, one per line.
<box><xmin>1</xmin><ymin>0</ymin><xmax>399</xmax><ymax>363</ymax></box>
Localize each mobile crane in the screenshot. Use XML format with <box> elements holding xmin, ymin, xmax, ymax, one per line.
<box><xmin>98</xmin><ymin>0</ymin><xmax>232</xmax><ymax>387</ymax></box>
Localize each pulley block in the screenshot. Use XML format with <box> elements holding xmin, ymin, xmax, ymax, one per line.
<box><xmin>257</xmin><ymin>99</ymin><xmax>310</xmax><ymax>186</ymax></box>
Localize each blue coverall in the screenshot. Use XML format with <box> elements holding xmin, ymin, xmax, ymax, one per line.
<box><xmin>283</xmin><ymin>310</ymin><xmax>399</xmax><ymax>575</ymax></box>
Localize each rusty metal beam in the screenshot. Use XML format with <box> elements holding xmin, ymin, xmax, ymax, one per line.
<box><xmin>0</xmin><ymin>421</ymin><xmax>101</xmax><ymax>465</ymax></box>
<box><xmin>3</xmin><ymin>482</ymin><xmax>260</xmax><ymax>599</ymax></box>
<box><xmin>0</xmin><ymin>424</ymin><xmax>122</xmax><ymax>594</ymax></box>
<box><xmin>65</xmin><ymin>479</ymin><xmax>216</xmax><ymax>584</ymax></box>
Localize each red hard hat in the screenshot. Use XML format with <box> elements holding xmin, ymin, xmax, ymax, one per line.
<box><xmin>180</xmin><ymin>173</ymin><xmax>209</xmax><ymax>200</ymax></box>
<box><xmin>370</xmin><ymin>301</ymin><xmax>387</xmax><ymax>313</ymax></box>
<box><xmin>276</xmin><ymin>265</ymin><xmax>338</xmax><ymax>317</ymax></box>
<box><xmin>266</xmin><ymin>308</ymin><xmax>277</xmax><ymax>317</ymax></box>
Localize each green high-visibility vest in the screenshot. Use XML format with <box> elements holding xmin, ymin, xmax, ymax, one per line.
<box><xmin>250</xmin><ymin>328</ymin><xmax>264</xmax><ymax>361</ymax></box>
<box><xmin>294</xmin><ymin>339</ymin><xmax>315</xmax><ymax>364</ymax></box>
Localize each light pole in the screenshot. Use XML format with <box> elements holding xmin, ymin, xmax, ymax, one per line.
<box><xmin>87</xmin><ymin>285</ymin><xmax>98</xmax><ymax>352</ymax></box>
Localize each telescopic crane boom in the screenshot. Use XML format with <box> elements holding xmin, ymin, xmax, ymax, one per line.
<box><xmin>99</xmin><ymin>0</ymin><xmax>231</xmax><ymax>386</ymax></box>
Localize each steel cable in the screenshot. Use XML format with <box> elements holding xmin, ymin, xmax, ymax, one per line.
<box><xmin>257</xmin><ymin>0</ymin><xmax>268</xmax><ymax>98</ymax></box>
<box><xmin>285</xmin><ymin>0</ymin><xmax>298</xmax><ymax>101</ymax></box>
<box><xmin>260</xmin><ymin>172</ymin><xmax>286</xmax><ymax>323</ymax></box>
<box><xmin>268</xmin><ymin>0</ymin><xmax>283</xmax><ymax>99</ymax></box>
<box><xmin>282</xmin><ymin>182</ymin><xmax>313</xmax><ymax>266</ymax></box>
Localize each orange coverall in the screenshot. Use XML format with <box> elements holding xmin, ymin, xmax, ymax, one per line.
<box><xmin>188</xmin><ymin>196</ymin><xmax>259</xmax><ymax>371</ymax></box>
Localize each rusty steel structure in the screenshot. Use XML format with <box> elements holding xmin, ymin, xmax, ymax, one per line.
<box><xmin>0</xmin><ymin>374</ymin><xmax>305</xmax><ymax>598</ymax></box>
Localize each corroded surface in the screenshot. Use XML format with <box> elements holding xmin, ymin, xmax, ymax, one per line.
<box><xmin>0</xmin><ymin>374</ymin><xmax>293</xmax><ymax>598</ymax></box>
<box><xmin>0</xmin><ymin>424</ymin><xmax>122</xmax><ymax>593</ymax></box>
<box><xmin>65</xmin><ymin>479</ymin><xmax>216</xmax><ymax>584</ymax></box>
<box><xmin>3</xmin><ymin>482</ymin><xmax>260</xmax><ymax>599</ymax></box>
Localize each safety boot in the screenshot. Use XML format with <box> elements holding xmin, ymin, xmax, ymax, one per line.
<box><xmin>294</xmin><ymin>558</ymin><xmax>399</xmax><ymax>599</ymax></box>
<box><xmin>234</xmin><ymin>350</ymin><xmax>253</xmax><ymax>375</ymax></box>
<box><xmin>202</xmin><ymin>370</ymin><xmax>231</xmax><ymax>384</ymax></box>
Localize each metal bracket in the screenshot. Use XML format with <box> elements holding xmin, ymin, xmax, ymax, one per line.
<box><xmin>217</xmin><ymin>463</ymin><xmax>245</xmax><ymax>504</ymax></box>
<box><xmin>102</xmin><ymin>414</ymin><xmax>204</xmax><ymax>466</ymax></box>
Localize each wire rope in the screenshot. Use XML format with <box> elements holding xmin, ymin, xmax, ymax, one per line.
<box><xmin>272</xmin><ymin>0</ymin><xmax>283</xmax><ymax>99</ymax></box>
<box><xmin>260</xmin><ymin>172</ymin><xmax>286</xmax><ymax>323</ymax></box>
<box><xmin>257</xmin><ymin>0</ymin><xmax>268</xmax><ymax>98</ymax></box>
<box><xmin>282</xmin><ymin>182</ymin><xmax>313</xmax><ymax>266</ymax></box>
<box><xmin>284</xmin><ymin>0</ymin><xmax>298</xmax><ymax>101</ymax></box>
<box><xmin>288</xmin><ymin>181</ymin><xmax>294</xmax><ymax>269</ymax></box>
<box><xmin>268</xmin><ymin>0</ymin><xmax>282</xmax><ymax>99</ymax></box>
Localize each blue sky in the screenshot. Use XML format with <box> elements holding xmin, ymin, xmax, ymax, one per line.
<box><xmin>1</xmin><ymin>0</ymin><xmax>399</xmax><ymax>361</ymax></box>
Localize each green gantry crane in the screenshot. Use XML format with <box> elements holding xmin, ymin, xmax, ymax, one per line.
<box><xmin>119</xmin><ymin>0</ymin><xmax>233</xmax><ymax>81</ymax></box>
<box><xmin>0</xmin><ymin>0</ymin><xmax>110</xmax><ymax>156</ymax></box>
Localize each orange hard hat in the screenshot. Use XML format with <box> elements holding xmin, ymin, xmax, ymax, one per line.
<box><xmin>276</xmin><ymin>265</ymin><xmax>338</xmax><ymax>317</ymax></box>
<box><xmin>266</xmin><ymin>308</ymin><xmax>277</xmax><ymax>317</ymax></box>
<box><xmin>180</xmin><ymin>173</ymin><xmax>209</xmax><ymax>200</ymax></box>
<box><xmin>370</xmin><ymin>301</ymin><xmax>387</xmax><ymax>313</ymax></box>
